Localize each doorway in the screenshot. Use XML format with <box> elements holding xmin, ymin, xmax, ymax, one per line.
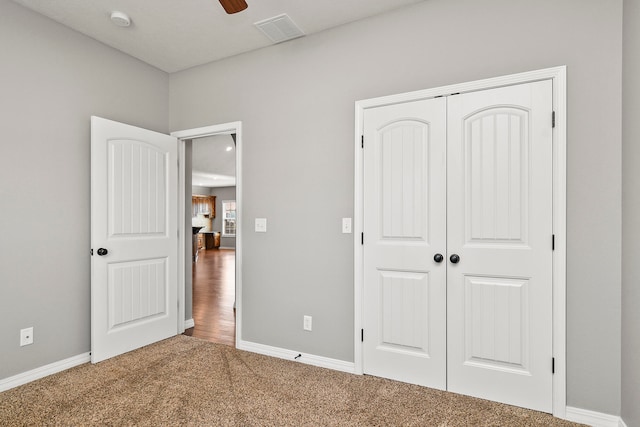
<box><xmin>185</xmin><ymin>134</ymin><xmax>237</xmax><ymax>345</ymax></box>
<box><xmin>172</xmin><ymin>122</ymin><xmax>243</xmax><ymax>348</ymax></box>
<box><xmin>354</xmin><ymin>67</ymin><xmax>567</xmax><ymax>417</ymax></box>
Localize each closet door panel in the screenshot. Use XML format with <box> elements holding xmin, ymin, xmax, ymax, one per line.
<box><xmin>446</xmin><ymin>81</ymin><xmax>553</xmax><ymax>412</ymax></box>
<box><xmin>362</xmin><ymin>98</ymin><xmax>447</xmax><ymax>390</ymax></box>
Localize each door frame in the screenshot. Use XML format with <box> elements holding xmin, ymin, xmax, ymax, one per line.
<box><xmin>353</xmin><ymin>66</ymin><xmax>567</xmax><ymax>417</ymax></box>
<box><xmin>171</xmin><ymin>121</ymin><xmax>243</xmax><ymax>346</ymax></box>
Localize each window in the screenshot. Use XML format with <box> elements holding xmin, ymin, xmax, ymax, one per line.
<box><xmin>222</xmin><ymin>200</ymin><xmax>236</xmax><ymax>236</ymax></box>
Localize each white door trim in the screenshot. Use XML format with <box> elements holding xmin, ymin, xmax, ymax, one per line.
<box><xmin>171</xmin><ymin>122</ymin><xmax>243</xmax><ymax>346</ymax></box>
<box><xmin>354</xmin><ymin>66</ymin><xmax>567</xmax><ymax>418</ymax></box>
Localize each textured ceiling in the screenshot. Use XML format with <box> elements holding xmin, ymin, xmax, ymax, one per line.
<box><xmin>11</xmin><ymin>0</ymin><xmax>426</xmax><ymax>73</ymax></box>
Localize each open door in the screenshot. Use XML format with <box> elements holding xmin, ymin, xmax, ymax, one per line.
<box><xmin>91</xmin><ymin>116</ymin><xmax>178</xmax><ymax>363</ymax></box>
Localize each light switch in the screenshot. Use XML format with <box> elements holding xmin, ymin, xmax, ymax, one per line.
<box><xmin>255</xmin><ymin>218</ymin><xmax>267</xmax><ymax>232</ymax></box>
<box><xmin>342</xmin><ymin>218</ymin><xmax>352</xmax><ymax>234</ymax></box>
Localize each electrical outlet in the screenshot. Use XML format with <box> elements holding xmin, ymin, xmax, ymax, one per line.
<box><xmin>303</xmin><ymin>315</ymin><xmax>312</xmax><ymax>331</ymax></box>
<box><xmin>20</xmin><ymin>327</ymin><xmax>33</xmax><ymax>346</ymax></box>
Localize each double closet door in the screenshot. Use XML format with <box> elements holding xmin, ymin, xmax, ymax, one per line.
<box><xmin>362</xmin><ymin>80</ymin><xmax>553</xmax><ymax>412</ymax></box>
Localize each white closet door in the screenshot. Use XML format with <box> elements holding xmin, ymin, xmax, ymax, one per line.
<box><xmin>362</xmin><ymin>98</ymin><xmax>447</xmax><ymax>389</ymax></box>
<box><xmin>446</xmin><ymin>81</ymin><xmax>553</xmax><ymax>412</ymax></box>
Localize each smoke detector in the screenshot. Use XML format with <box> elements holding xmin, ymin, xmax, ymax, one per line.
<box><xmin>254</xmin><ymin>14</ymin><xmax>304</xmax><ymax>44</ymax></box>
<box><xmin>110</xmin><ymin>11</ymin><xmax>131</xmax><ymax>28</ymax></box>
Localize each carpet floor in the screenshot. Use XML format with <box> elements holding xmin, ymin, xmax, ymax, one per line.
<box><xmin>0</xmin><ymin>336</ymin><xmax>584</xmax><ymax>426</ymax></box>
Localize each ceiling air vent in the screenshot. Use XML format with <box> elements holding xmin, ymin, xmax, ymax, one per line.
<box><xmin>254</xmin><ymin>14</ymin><xmax>305</xmax><ymax>44</ymax></box>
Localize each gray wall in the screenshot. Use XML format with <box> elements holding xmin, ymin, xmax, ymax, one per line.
<box><xmin>0</xmin><ymin>0</ymin><xmax>169</xmax><ymax>379</ymax></box>
<box><xmin>192</xmin><ymin>185</ymin><xmax>213</xmax><ymax>196</ymax></box>
<box><xmin>210</xmin><ymin>186</ymin><xmax>236</xmax><ymax>248</ymax></box>
<box><xmin>622</xmin><ymin>0</ymin><xmax>640</xmax><ymax>425</ymax></box>
<box><xmin>169</xmin><ymin>0</ymin><xmax>623</xmax><ymax>415</ymax></box>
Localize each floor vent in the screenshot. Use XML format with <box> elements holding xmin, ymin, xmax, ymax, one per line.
<box><xmin>254</xmin><ymin>14</ymin><xmax>305</xmax><ymax>44</ymax></box>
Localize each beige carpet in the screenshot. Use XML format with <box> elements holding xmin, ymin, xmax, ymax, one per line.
<box><xmin>0</xmin><ymin>336</ymin><xmax>583</xmax><ymax>426</ymax></box>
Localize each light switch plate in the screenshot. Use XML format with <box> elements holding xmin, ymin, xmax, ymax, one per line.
<box><xmin>342</xmin><ymin>218</ymin><xmax>352</xmax><ymax>234</ymax></box>
<box><xmin>255</xmin><ymin>218</ymin><xmax>267</xmax><ymax>233</ymax></box>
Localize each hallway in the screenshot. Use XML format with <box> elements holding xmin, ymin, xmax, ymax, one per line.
<box><xmin>183</xmin><ymin>248</ymin><xmax>236</xmax><ymax>346</ymax></box>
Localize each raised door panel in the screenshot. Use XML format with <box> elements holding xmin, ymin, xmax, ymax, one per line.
<box><xmin>379</xmin><ymin>270</ymin><xmax>430</xmax><ymax>355</ymax></box>
<box><xmin>108</xmin><ymin>258</ymin><xmax>167</xmax><ymax>330</ymax></box>
<box><xmin>380</xmin><ymin>122</ymin><xmax>429</xmax><ymax>242</ymax></box>
<box><xmin>463</xmin><ymin>276</ymin><xmax>530</xmax><ymax>374</ymax></box>
<box><xmin>109</xmin><ymin>140</ymin><xmax>167</xmax><ymax>237</ymax></box>
<box><xmin>466</xmin><ymin>109</ymin><xmax>529</xmax><ymax>246</ymax></box>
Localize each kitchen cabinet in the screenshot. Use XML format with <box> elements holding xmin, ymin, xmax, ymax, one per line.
<box><xmin>195</xmin><ymin>231</ymin><xmax>221</xmax><ymax>251</ymax></box>
<box><xmin>192</xmin><ymin>196</ymin><xmax>216</xmax><ymax>218</ymax></box>
<box><xmin>204</xmin><ymin>232</ymin><xmax>220</xmax><ymax>249</ymax></box>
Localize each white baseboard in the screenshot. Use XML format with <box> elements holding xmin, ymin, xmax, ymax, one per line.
<box><xmin>0</xmin><ymin>352</ymin><xmax>90</xmax><ymax>392</ymax></box>
<box><xmin>237</xmin><ymin>339</ymin><xmax>355</xmax><ymax>374</ymax></box>
<box><xmin>185</xmin><ymin>318</ymin><xmax>195</xmax><ymax>329</ymax></box>
<box><xmin>565</xmin><ymin>406</ymin><xmax>624</xmax><ymax>427</ymax></box>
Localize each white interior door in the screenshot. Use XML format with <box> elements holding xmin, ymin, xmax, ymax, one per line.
<box><xmin>91</xmin><ymin>116</ymin><xmax>178</xmax><ymax>363</ymax></box>
<box><xmin>446</xmin><ymin>81</ymin><xmax>553</xmax><ymax>412</ymax></box>
<box><xmin>362</xmin><ymin>98</ymin><xmax>447</xmax><ymax>389</ymax></box>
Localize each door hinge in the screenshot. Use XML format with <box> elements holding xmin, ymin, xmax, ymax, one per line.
<box><xmin>90</xmin><ymin>248</ymin><xmax>93</xmax><ymax>256</ymax></box>
<box><xmin>361</xmin><ymin>232</ymin><xmax>364</xmax><ymax>245</ymax></box>
<box><xmin>361</xmin><ymin>135</ymin><xmax>364</xmax><ymax>148</ymax></box>
<box><xmin>552</xmin><ymin>357</ymin><xmax>555</xmax><ymax>374</ymax></box>
<box><xmin>361</xmin><ymin>329</ymin><xmax>364</xmax><ymax>342</ymax></box>
<box><xmin>552</xmin><ymin>234</ymin><xmax>555</xmax><ymax>251</ymax></box>
<box><xmin>552</xmin><ymin>111</ymin><xmax>556</xmax><ymax>128</ymax></box>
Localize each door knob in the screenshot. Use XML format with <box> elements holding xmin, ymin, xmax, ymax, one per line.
<box><xmin>97</xmin><ymin>248</ymin><xmax>109</xmax><ymax>256</ymax></box>
<box><xmin>449</xmin><ymin>254</ymin><xmax>460</xmax><ymax>264</ymax></box>
<box><xmin>433</xmin><ymin>253</ymin><xmax>444</xmax><ymax>263</ymax></box>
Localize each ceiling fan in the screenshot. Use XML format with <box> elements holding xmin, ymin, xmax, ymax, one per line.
<box><xmin>219</xmin><ymin>0</ymin><xmax>248</xmax><ymax>14</ymax></box>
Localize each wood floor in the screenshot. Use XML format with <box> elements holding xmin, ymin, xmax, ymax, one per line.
<box><xmin>183</xmin><ymin>248</ymin><xmax>236</xmax><ymax>346</ymax></box>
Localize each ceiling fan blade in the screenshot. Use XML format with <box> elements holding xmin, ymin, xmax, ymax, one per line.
<box><xmin>219</xmin><ymin>0</ymin><xmax>248</xmax><ymax>14</ymax></box>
